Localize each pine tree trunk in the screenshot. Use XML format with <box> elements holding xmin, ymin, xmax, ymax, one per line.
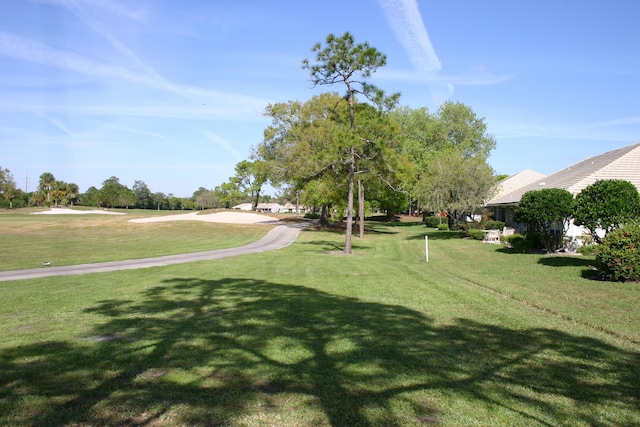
<box><xmin>344</xmin><ymin>148</ymin><xmax>355</xmax><ymax>254</ymax></box>
<box><xmin>358</xmin><ymin>179</ymin><xmax>364</xmax><ymax>238</ymax></box>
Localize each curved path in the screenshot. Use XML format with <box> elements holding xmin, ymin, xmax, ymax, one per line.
<box><xmin>0</xmin><ymin>223</ymin><xmax>307</xmax><ymax>282</ymax></box>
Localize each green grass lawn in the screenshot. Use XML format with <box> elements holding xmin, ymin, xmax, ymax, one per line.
<box><xmin>0</xmin><ymin>208</ymin><xmax>270</xmax><ymax>270</ymax></box>
<box><xmin>0</xmin><ymin>213</ymin><xmax>638</xmax><ymax>426</ymax></box>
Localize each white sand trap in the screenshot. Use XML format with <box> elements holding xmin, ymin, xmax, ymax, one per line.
<box><xmin>129</xmin><ymin>211</ymin><xmax>281</xmax><ymax>224</ymax></box>
<box><xmin>33</xmin><ymin>208</ymin><xmax>125</xmax><ymax>215</ymax></box>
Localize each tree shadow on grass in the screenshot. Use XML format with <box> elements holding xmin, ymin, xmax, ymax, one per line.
<box><xmin>537</xmin><ymin>256</ymin><xmax>593</xmax><ymax>268</ymax></box>
<box><xmin>1</xmin><ymin>278</ymin><xmax>638</xmax><ymax>426</ymax></box>
<box><xmin>538</xmin><ymin>256</ymin><xmax>603</xmax><ymax>280</ymax></box>
<box><xmin>405</xmin><ymin>230</ymin><xmax>464</xmax><ymax>241</ymax></box>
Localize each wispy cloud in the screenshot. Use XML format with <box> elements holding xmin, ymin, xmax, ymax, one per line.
<box><xmin>377</xmin><ymin>68</ymin><xmax>512</xmax><ymax>86</ymax></box>
<box><xmin>492</xmin><ymin>116</ymin><xmax>640</xmax><ymax>141</ymax></box>
<box><xmin>37</xmin><ymin>113</ymin><xmax>75</xmax><ymax>136</ymax></box>
<box><xmin>0</xmin><ymin>30</ymin><xmax>269</xmax><ymax>119</ymax></box>
<box><xmin>59</xmin><ymin>0</ymin><xmax>196</xmax><ymax>99</ymax></box>
<box><xmin>203</xmin><ymin>130</ymin><xmax>242</xmax><ymax>160</ymax></box>
<box><xmin>5</xmin><ymin>0</ymin><xmax>272</xmax><ymax>120</ymax></box>
<box><xmin>377</xmin><ymin>0</ymin><xmax>441</xmax><ymax>72</ymax></box>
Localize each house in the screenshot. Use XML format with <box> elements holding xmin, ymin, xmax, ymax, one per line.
<box><xmin>282</xmin><ymin>202</ymin><xmax>306</xmax><ymax>213</ymax></box>
<box><xmin>486</xmin><ymin>169</ymin><xmax>546</xmax><ymax>224</ymax></box>
<box><xmin>490</xmin><ymin>169</ymin><xmax>547</xmax><ymax>203</ymax></box>
<box><xmin>232</xmin><ymin>203</ymin><xmax>253</xmax><ymax>211</ymax></box>
<box><xmin>255</xmin><ymin>203</ymin><xmax>284</xmax><ymax>213</ymax></box>
<box><xmin>486</xmin><ymin>142</ymin><xmax>640</xmax><ymax>233</ymax></box>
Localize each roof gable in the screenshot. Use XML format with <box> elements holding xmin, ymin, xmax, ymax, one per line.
<box><xmin>487</xmin><ymin>169</ymin><xmax>546</xmax><ymax>204</ymax></box>
<box><xmin>487</xmin><ymin>142</ymin><xmax>640</xmax><ymax>206</ymax></box>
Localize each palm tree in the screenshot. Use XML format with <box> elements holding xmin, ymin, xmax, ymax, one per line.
<box><xmin>38</xmin><ymin>172</ymin><xmax>55</xmax><ymax>205</ymax></box>
<box><xmin>67</xmin><ymin>183</ymin><xmax>79</xmax><ymax>206</ymax></box>
<box><xmin>51</xmin><ymin>181</ymin><xmax>68</xmax><ymax>207</ymax></box>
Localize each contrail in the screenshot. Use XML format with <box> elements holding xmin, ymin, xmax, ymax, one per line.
<box><xmin>378</xmin><ymin>0</ymin><xmax>442</xmax><ymax>72</ymax></box>
<box><xmin>60</xmin><ymin>0</ymin><xmax>179</xmax><ymax>95</ymax></box>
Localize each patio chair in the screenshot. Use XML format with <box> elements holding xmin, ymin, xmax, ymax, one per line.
<box><xmin>501</xmin><ymin>227</ymin><xmax>515</xmax><ymax>237</ymax></box>
<box><xmin>483</xmin><ymin>229</ymin><xmax>501</xmax><ymax>244</ymax></box>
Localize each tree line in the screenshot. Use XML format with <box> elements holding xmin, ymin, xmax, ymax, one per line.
<box><xmin>0</xmin><ymin>168</ymin><xmax>277</xmax><ymax>212</ymax></box>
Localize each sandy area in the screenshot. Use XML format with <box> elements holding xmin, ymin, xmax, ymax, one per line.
<box><xmin>130</xmin><ymin>211</ymin><xmax>281</xmax><ymax>224</ymax></box>
<box><xmin>33</xmin><ymin>208</ymin><xmax>125</xmax><ymax>215</ymax></box>
<box><xmin>32</xmin><ymin>208</ymin><xmax>281</xmax><ymax>224</ymax></box>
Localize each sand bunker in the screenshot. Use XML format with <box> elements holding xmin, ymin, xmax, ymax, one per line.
<box><xmin>33</xmin><ymin>208</ymin><xmax>125</xmax><ymax>215</ymax></box>
<box><xmin>32</xmin><ymin>208</ymin><xmax>280</xmax><ymax>224</ymax></box>
<box><xmin>129</xmin><ymin>211</ymin><xmax>281</xmax><ymax>224</ymax></box>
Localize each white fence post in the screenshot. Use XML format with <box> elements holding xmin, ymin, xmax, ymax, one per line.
<box><xmin>425</xmin><ymin>235</ymin><xmax>429</xmax><ymax>262</ymax></box>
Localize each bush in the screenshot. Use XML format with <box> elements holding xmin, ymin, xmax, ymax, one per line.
<box><xmin>595</xmin><ymin>222</ymin><xmax>640</xmax><ymax>282</ymax></box>
<box><xmin>423</xmin><ymin>216</ymin><xmax>442</xmax><ymax>228</ymax></box>
<box><xmin>484</xmin><ymin>220</ymin><xmax>505</xmax><ymax>230</ymax></box>
<box><xmin>437</xmin><ymin>223</ymin><xmax>449</xmax><ymax>231</ymax></box>
<box><xmin>514</xmin><ymin>188</ymin><xmax>573</xmax><ymax>253</ymax></box>
<box><xmin>504</xmin><ymin>233</ymin><xmax>532</xmax><ymax>253</ymax></box>
<box><xmin>578</xmin><ymin>245</ymin><xmax>598</xmax><ymax>256</ymax></box>
<box><xmin>573</xmin><ymin>179</ymin><xmax>640</xmax><ymax>244</ymax></box>
<box><xmin>466</xmin><ymin>228</ymin><xmax>484</xmax><ymax>240</ymax></box>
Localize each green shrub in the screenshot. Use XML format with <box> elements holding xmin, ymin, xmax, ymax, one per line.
<box><xmin>514</xmin><ymin>188</ymin><xmax>573</xmax><ymax>253</ymax></box>
<box><xmin>573</xmin><ymin>179</ymin><xmax>640</xmax><ymax>244</ymax></box>
<box><xmin>484</xmin><ymin>220</ymin><xmax>505</xmax><ymax>230</ymax></box>
<box><xmin>437</xmin><ymin>223</ymin><xmax>449</xmax><ymax>231</ymax></box>
<box><xmin>423</xmin><ymin>216</ymin><xmax>442</xmax><ymax>228</ymax></box>
<box><xmin>595</xmin><ymin>222</ymin><xmax>640</xmax><ymax>282</ymax></box>
<box><xmin>505</xmin><ymin>233</ymin><xmax>532</xmax><ymax>253</ymax></box>
<box><xmin>304</xmin><ymin>212</ymin><xmax>320</xmax><ymax>220</ymax></box>
<box><xmin>577</xmin><ymin>244</ymin><xmax>598</xmax><ymax>256</ymax></box>
<box><xmin>466</xmin><ymin>228</ymin><xmax>484</xmax><ymax>240</ymax></box>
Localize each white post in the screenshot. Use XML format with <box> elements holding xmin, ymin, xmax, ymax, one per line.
<box><xmin>425</xmin><ymin>235</ymin><xmax>429</xmax><ymax>262</ymax></box>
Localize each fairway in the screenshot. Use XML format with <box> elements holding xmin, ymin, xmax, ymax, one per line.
<box><xmin>0</xmin><ymin>212</ymin><xmax>638</xmax><ymax>426</ymax></box>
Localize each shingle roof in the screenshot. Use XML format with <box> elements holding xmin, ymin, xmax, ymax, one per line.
<box><xmin>486</xmin><ymin>142</ymin><xmax>640</xmax><ymax>206</ymax></box>
<box><xmin>487</xmin><ymin>169</ymin><xmax>546</xmax><ymax>203</ymax></box>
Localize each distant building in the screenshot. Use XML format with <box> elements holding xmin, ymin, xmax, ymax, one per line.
<box><xmin>282</xmin><ymin>202</ymin><xmax>307</xmax><ymax>213</ymax></box>
<box><xmin>255</xmin><ymin>203</ymin><xmax>284</xmax><ymax>213</ymax></box>
<box><xmin>232</xmin><ymin>203</ymin><xmax>253</xmax><ymax>211</ymax></box>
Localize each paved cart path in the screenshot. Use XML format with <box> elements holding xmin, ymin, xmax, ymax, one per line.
<box><xmin>0</xmin><ymin>223</ymin><xmax>307</xmax><ymax>282</ymax></box>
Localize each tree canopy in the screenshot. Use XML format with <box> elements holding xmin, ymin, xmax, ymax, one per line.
<box><xmin>514</xmin><ymin>188</ymin><xmax>574</xmax><ymax>253</ymax></box>
<box><xmin>391</xmin><ymin>102</ymin><xmax>497</xmax><ymax>224</ymax></box>
<box><xmin>572</xmin><ymin>179</ymin><xmax>640</xmax><ymax>244</ymax></box>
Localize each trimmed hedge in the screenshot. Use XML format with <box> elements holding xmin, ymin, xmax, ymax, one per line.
<box><xmin>466</xmin><ymin>228</ymin><xmax>485</xmax><ymax>240</ymax></box>
<box><xmin>424</xmin><ymin>216</ymin><xmax>443</xmax><ymax>228</ymax></box>
<box><xmin>484</xmin><ymin>220</ymin><xmax>505</xmax><ymax>230</ymax></box>
<box><xmin>595</xmin><ymin>222</ymin><xmax>640</xmax><ymax>282</ymax></box>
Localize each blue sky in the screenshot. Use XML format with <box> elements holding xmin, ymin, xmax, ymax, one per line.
<box><xmin>2</xmin><ymin>0</ymin><xmax>639</xmax><ymax>197</ymax></box>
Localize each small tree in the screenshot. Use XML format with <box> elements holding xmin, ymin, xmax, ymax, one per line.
<box><xmin>573</xmin><ymin>179</ymin><xmax>640</xmax><ymax>244</ymax></box>
<box><xmin>514</xmin><ymin>188</ymin><xmax>574</xmax><ymax>253</ymax></box>
<box><xmin>0</xmin><ymin>166</ymin><xmax>17</xmax><ymax>208</ymax></box>
<box><xmin>195</xmin><ymin>190</ymin><xmax>220</xmax><ymax>210</ymax></box>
